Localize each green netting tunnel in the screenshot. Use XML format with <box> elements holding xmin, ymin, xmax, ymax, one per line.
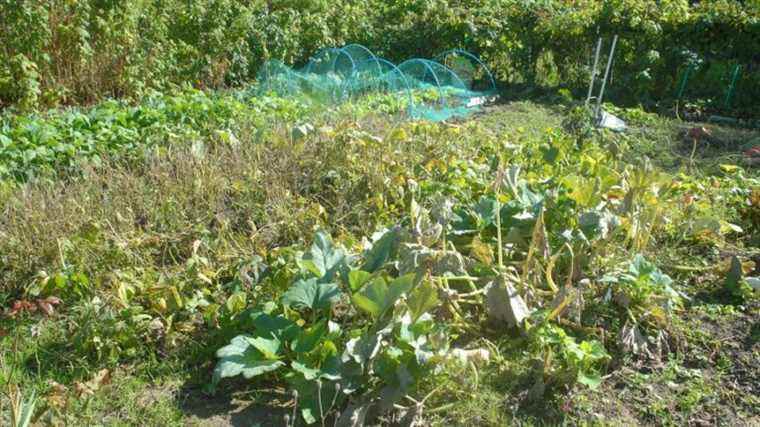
<box><xmin>256</xmin><ymin>44</ymin><xmax>497</xmax><ymax>121</ymax></box>
<box><xmin>341</xmin><ymin>57</ymin><xmax>414</xmax><ymax>115</ymax></box>
<box><xmin>434</xmin><ymin>49</ymin><xmax>497</xmax><ymax>94</ymax></box>
<box><xmin>398</xmin><ymin>58</ymin><xmax>482</xmax><ymax>121</ymax></box>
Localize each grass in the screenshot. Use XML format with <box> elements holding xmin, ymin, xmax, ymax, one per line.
<box><xmin>1</xmin><ymin>90</ymin><xmax>759</xmax><ymax>426</ymax></box>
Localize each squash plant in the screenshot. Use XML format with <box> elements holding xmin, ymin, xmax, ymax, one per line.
<box><xmin>213</xmin><ymin>230</ymin><xmax>449</xmax><ymax>424</ymax></box>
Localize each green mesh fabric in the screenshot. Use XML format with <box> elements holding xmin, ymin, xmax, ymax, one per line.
<box><xmin>256</xmin><ymin>44</ymin><xmax>497</xmax><ymax>121</ymax></box>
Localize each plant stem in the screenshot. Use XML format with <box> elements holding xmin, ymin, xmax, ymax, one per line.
<box><xmin>290</xmin><ymin>391</ymin><xmax>299</xmax><ymax>427</ymax></box>
<box><xmin>431</xmin><ymin>275</ymin><xmax>480</xmax><ymax>281</ymax></box>
<box><xmin>496</xmin><ymin>193</ymin><xmax>503</xmax><ymax>269</ymax></box>
<box><xmin>427</xmin><ymin>402</ymin><xmax>456</xmax><ymax>414</ymax></box>
<box><xmin>317</xmin><ymin>381</ymin><xmax>325</xmax><ymax>427</ymax></box>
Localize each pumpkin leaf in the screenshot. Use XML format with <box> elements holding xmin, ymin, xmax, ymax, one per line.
<box><xmin>407</xmin><ymin>280</ymin><xmax>440</xmax><ymax>322</ymax></box>
<box><xmin>352</xmin><ymin>274</ymin><xmax>416</xmax><ymax>319</ymax></box>
<box><xmin>300</xmin><ymin>231</ymin><xmax>349</xmax><ymax>282</ymax></box>
<box><xmin>282</xmin><ymin>278</ymin><xmax>342</xmax><ymax>312</ymax></box>
<box><xmin>292</xmin><ymin>320</ymin><xmax>328</xmax><ymax>353</ymax></box>
<box><xmin>213</xmin><ymin>335</ymin><xmax>285</xmax><ymax>383</ymax></box>
<box><xmin>348</xmin><ymin>270</ymin><xmax>372</xmax><ymax>293</ymax></box>
<box><xmin>361</xmin><ymin>228</ymin><xmax>401</xmax><ymax>273</ymax></box>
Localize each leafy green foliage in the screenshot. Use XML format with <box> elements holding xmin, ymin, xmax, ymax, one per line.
<box><xmin>214</xmin><ymin>335</ymin><xmax>285</xmax><ymax>382</ymax></box>
<box><xmin>531</xmin><ymin>323</ymin><xmax>609</xmax><ymax>390</ymax></box>
<box><xmin>360</xmin><ymin>228</ymin><xmax>402</xmax><ymax>273</ymax></box>
<box><xmin>1</xmin><ymin>0</ymin><xmax>759</xmax><ymax>114</ymax></box>
<box><xmin>352</xmin><ymin>275</ymin><xmax>415</xmax><ymax>320</ymax></box>
<box><xmin>0</xmin><ymin>89</ymin><xmax>304</xmax><ymax>181</ymax></box>
<box><xmin>281</xmin><ymin>279</ymin><xmax>342</xmax><ymax>312</ymax></box>
<box><xmin>298</xmin><ymin>231</ymin><xmax>350</xmax><ymax>283</ymax></box>
<box><xmin>407</xmin><ymin>281</ymin><xmax>440</xmax><ymax>323</ymax></box>
<box><xmin>724</xmin><ymin>256</ymin><xmax>758</xmax><ymax>303</ymax></box>
<box><xmin>212</xmin><ymin>231</ymin><xmax>447</xmax><ymax>424</ymax></box>
<box><xmin>616</xmin><ymin>255</ymin><xmax>681</xmax><ymax>311</ymax></box>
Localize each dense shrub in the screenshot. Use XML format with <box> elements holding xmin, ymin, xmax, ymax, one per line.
<box><xmin>1</xmin><ymin>0</ymin><xmax>758</xmax><ymax>112</ymax></box>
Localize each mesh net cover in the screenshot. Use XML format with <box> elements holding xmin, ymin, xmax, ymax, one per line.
<box><xmin>257</xmin><ymin>44</ymin><xmax>497</xmax><ymax>121</ymax></box>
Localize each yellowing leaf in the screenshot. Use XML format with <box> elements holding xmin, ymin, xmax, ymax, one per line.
<box><xmin>388</xmin><ymin>127</ymin><xmax>408</xmax><ymax>142</ymax></box>
<box><xmin>225</xmin><ymin>291</ymin><xmax>247</xmax><ymax>314</ymax></box>
<box><xmin>74</xmin><ymin>369</ymin><xmax>111</xmax><ymax>398</ymax></box>
<box><xmin>719</xmin><ymin>164</ymin><xmax>739</xmax><ymax>173</ymax></box>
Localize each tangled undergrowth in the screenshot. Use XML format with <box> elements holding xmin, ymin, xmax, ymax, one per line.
<box><xmin>1</xmin><ymin>90</ymin><xmax>758</xmax><ymax>426</ymax></box>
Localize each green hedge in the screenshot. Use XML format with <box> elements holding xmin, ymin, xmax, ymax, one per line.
<box><xmin>1</xmin><ymin>0</ymin><xmax>758</xmax><ymax>112</ymax></box>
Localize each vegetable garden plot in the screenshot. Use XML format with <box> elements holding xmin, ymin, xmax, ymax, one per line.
<box><xmin>257</xmin><ymin>44</ymin><xmax>497</xmax><ymax>121</ymax></box>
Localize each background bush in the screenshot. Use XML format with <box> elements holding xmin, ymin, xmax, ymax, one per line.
<box><xmin>1</xmin><ymin>0</ymin><xmax>758</xmax><ymax>113</ymax></box>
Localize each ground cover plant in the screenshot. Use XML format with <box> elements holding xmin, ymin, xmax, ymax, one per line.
<box><xmin>1</xmin><ymin>75</ymin><xmax>758</xmax><ymax>425</ymax></box>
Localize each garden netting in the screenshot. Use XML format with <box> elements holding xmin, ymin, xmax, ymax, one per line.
<box><xmin>256</xmin><ymin>44</ymin><xmax>497</xmax><ymax>121</ymax></box>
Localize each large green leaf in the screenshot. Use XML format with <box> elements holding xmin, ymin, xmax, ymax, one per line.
<box><xmin>291</xmin><ymin>361</ymin><xmax>322</xmax><ymax>380</ymax></box>
<box><xmin>292</xmin><ymin>320</ymin><xmax>328</xmax><ymax>353</ymax></box>
<box><xmin>225</xmin><ymin>291</ymin><xmax>247</xmax><ymax>314</ymax></box>
<box><xmin>474</xmin><ymin>196</ymin><xmax>499</xmax><ymax>226</ymax></box>
<box><xmin>291</xmin><ymin>357</ymin><xmax>342</xmax><ymax>382</ymax></box>
<box><xmin>282</xmin><ymin>278</ymin><xmax>342</xmax><ymax>311</ymax></box>
<box><xmin>361</xmin><ymin>228</ymin><xmax>401</xmax><ymax>273</ymax></box>
<box><xmin>249</xmin><ymin>336</ymin><xmax>282</xmax><ymax>359</ymax></box>
<box><xmin>251</xmin><ymin>311</ymin><xmax>301</xmax><ymax>342</ymax></box>
<box><xmin>343</xmin><ymin>332</ymin><xmax>383</xmax><ymax>365</ymax></box>
<box><xmin>386</xmin><ymin>274</ymin><xmax>416</xmax><ymax>311</ymax></box>
<box><xmin>407</xmin><ymin>281</ymin><xmax>440</xmax><ymax>322</ymax></box>
<box><xmin>725</xmin><ymin>255</ymin><xmax>743</xmax><ymax>294</ymax></box>
<box><xmin>629</xmin><ymin>254</ymin><xmax>656</xmax><ymax>277</ymax></box>
<box><xmin>216</xmin><ymin>335</ymin><xmax>282</xmax><ymax>360</ymax></box>
<box><xmin>213</xmin><ymin>335</ymin><xmax>285</xmax><ymax>383</ymax></box>
<box><xmin>351</xmin><ymin>277</ymin><xmax>388</xmax><ymax>318</ymax></box>
<box><xmin>577</xmin><ymin>370</ymin><xmax>603</xmax><ymax>389</ymax></box>
<box><xmin>579</xmin><ymin>340</ymin><xmax>609</xmax><ymax>361</ymax></box>
<box><xmin>300</xmin><ymin>231</ymin><xmax>348</xmax><ymax>282</ymax></box>
<box><xmin>352</xmin><ymin>274</ymin><xmax>416</xmax><ymax>319</ymax></box>
<box><xmin>215</xmin><ymin>336</ymin><xmax>251</xmax><ymax>358</ymax></box>
<box><xmin>215</xmin><ymin>359</ymin><xmax>284</xmax><ymax>382</ymax></box>
<box><xmin>348</xmin><ymin>269</ymin><xmax>372</xmax><ymax>293</ymax></box>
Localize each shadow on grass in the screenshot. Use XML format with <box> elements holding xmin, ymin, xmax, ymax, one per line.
<box><xmin>459</xmin><ymin>333</ymin><xmax>571</xmax><ymax>425</ymax></box>
<box><xmin>170</xmin><ymin>325</ymin><xmax>294</xmax><ymax>427</ymax></box>
<box><xmin>177</xmin><ymin>380</ymin><xmax>290</xmax><ymax>427</ymax></box>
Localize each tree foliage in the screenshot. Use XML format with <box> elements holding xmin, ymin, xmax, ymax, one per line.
<box><xmin>1</xmin><ymin>0</ymin><xmax>758</xmax><ymax>112</ymax></box>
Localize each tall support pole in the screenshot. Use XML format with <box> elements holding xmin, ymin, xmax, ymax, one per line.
<box><xmin>586</xmin><ymin>38</ymin><xmax>603</xmax><ymax>106</ymax></box>
<box><xmin>595</xmin><ymin>35</ymin><xmax>618</xmax><ymax>119</ymax></box>
<box><xmin>724</xmin><ymin>64</ymin><xmax>741</xmax><ymax>108</ymax></box>
<box><xmin>675</xmin><ymin>64</ymin><xmax>694</xmax><ymax>101</ymax></box>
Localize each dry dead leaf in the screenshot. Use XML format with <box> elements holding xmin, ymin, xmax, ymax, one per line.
<box><xmin>47</xmin><ymin>381</ymin><xmax>68</xmax><ymax>409</ymax></box>
<box><xmin>37</xmin><ymin>296</ymin><xmax>62</xmax><ymax>316</ymax></box>
<box><xmin>8</xmin><ymin>300</ymin><xmax>36</xmax><ymax>317</ymax></box>
<box><xmin>74</xmin><ymin>369</ymin><xmax>111</xmax><ymax>398</ymax></box>
<box><xmin>686</xmin><ymin>126</ymin><xmax>712</xmax><ymax>140</ymax></box>
<box><xmin>397</xmin><ymin>402</ymin><xmax>424</xmax><ymax>427</ymax></box>
<box><xmin>486</xmin><ymin>276</ymin><xmax>529</xmax><ymax>328</ymax></box>
<box><xmin>619</xmin><ymin>322</ymin><xmax>651</xmax><ymax>358</ymax></box>
<box><xmin>450</xmin><ymin>348</ymin><xmax>491</xmax><ymax>366</ymax></box>
<box><xmin>7</xmin><ymin>297</ymin><xmax>62</xmax><ymax>318</ymax></box>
